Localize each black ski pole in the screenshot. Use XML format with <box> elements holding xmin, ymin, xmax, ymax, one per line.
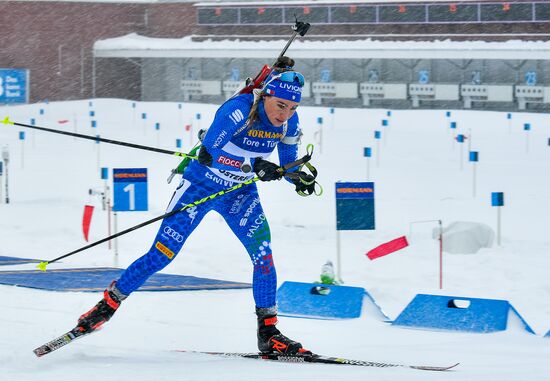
<box><xmin>0</xmin><ymin>117</ymin><xmax>195</xmax><ymax>159</ymax></box>
<box><xmin>36</xmin><ymin>149</ymin><xmax>316</xmax><ymax>271</ymax></box>
<box><xmin>37</xmin><ymin>177</ymin><xmax>260</xmax><ymax>271</ymax></box>
<box><xmin>275</xmin><ymin>19</ymin><xmax>311</xmax><ymax>65</ymax></box>
<box><xmin>238</xmin><ymin>19</ymin><xmax>311</xmax><ymax>96</ymax></box>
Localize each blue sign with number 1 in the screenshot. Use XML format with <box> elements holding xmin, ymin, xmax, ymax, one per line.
<box><xmin>113</xmin><ymin>168</ymin><xmax>148</xmax><ymax>212</ymax></box>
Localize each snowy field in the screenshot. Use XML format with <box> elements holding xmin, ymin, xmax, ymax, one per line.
<box><xmin>1</xmin><ymin>98</ymin><xmax>549</xmax><ymax>380</ymax></box>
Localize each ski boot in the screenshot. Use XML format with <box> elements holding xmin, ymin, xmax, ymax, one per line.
<box><xmin>77</xmin><ymin>281</ymin><xmax>126</xmax><ymax>333</ymax></box>
<box><xmin>256</xmin><ymin>307</ymin><xmax>311</xmax><ymax>355</ymax></box>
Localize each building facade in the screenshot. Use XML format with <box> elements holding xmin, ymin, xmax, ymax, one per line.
<box><xmin>2</xmin><ymin>0</ymin><xmax>550</xmax><ymax>110</ymax></box>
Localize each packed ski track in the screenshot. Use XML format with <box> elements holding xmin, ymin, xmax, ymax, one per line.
<box><xmin>1</xmin><ymin>99</ymin><xmax>549</xmax><ymax>381</ymax></box>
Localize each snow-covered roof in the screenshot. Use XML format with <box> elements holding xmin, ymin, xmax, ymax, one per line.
<box><xmin>94</xmin><ymin>33</ymin><xmax>550</xmax><ymax>60</ymax></box>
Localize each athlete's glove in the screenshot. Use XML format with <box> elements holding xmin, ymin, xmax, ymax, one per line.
<box><xmin>291</xmin><ymin>173</ymin><xmax>316</xmax><ymax>196</ymax></box>
<box><xmin>253</xmin><ymin>158</ymin><xmax>283</xmax><ymax>181</ymax></box>
<box><xmin>198</xmin><ymin>146</ymin><xmax>213</xmax><ymax>167</ymax></box>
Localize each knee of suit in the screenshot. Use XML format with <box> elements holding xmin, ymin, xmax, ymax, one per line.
<box><xmin>252</xmin><ymin>251</ymin><xmax>275</xmax><ymax>276</ymax></box>
<box><xmin>149</xmin><ymin>239</ymin><xmax>180</xmax><ymax>263</ymax></box>
<box><xmin>115</xmin><ymin>250</ymin><xmax>172</xmax><ymax>295</ymax></box>
<box><xmin>136</xmin><ymin>247</ymin><xmax>173</xmax><ymax>277</ymax></box>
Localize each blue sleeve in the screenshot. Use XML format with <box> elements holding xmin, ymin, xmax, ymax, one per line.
<box><xmin>278</xmin><ymin>113</ymin><xmax>301</xmax><ymax>183</ymax></box>
<box><xmin>201</xmin><ymin>94</ymin><xmax>252</xmax><ymax>170</ymax></box>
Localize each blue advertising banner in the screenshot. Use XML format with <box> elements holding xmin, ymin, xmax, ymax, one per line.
<box><xmin>0</xmin><ymin>68</ymin><xmax>29</xmax><ymax>104</ymax></box>
<box><xmin>113</xmin><ymin>168</ymin><xmax>148</xmax><ymax>212</ymax></box>
<box><xmin>335</xmin><ymin>182</ymin><xmax>375</xmax><ymax>231</ymax></box>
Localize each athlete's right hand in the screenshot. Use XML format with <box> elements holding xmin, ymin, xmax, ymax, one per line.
<box><xmin>253</xmin><ymin>158</ymin><xmax>283</xmax><ymax>181</ymax></box>
<box><xmin>198</xmin><ymin>146</ymin><xmax>213</xmax><ymax>167</ymax></box>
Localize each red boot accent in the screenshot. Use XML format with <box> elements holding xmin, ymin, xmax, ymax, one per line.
<box><xmin>103</xmin><ymin>289</ymin><xmax>121</xmax><ymax>310</ymax></box>
<box><xmin>270</xmin><ymin>338</ymin><xmax>288</xmax><ymax>353</ymax></box>
<box><xmin>264</xmin><ymin>316</ymin><xmax>278</xmax><ymax>326</ymax></box>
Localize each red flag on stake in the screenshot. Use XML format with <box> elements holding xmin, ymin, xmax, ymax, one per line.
<box><xmin>366</xmin><ymin>236</ymin><xmax>409</xmax><ymax>260</ymax></box>
<box><xmin>58</xmin><ymin>119</ymin><xmax>69</xmax><ymax>124</ymax></box>
<box><xmin>82</xmin><ymin>205</ymin><xmax>94</xmax><ymax>242</ymax></box>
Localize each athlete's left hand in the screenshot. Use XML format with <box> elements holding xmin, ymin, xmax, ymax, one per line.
<box><xmin>253</xmin><ymin>158</ymin><xmax>283</xmax><ymax>181</ymax></box>
<box><xmin>291</xmin><ymin>173</ymin><xmax>316</xmax><ymax>195</ymax></box>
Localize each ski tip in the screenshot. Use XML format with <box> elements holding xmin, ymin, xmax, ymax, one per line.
<box><xmin>411</xmin><ymin>362</ymin><xmax>460</xmax><ymax>371</ymax></box>
<box><xmin>36</xmin><ymin>261</ymin><xmax>49</xmax><ymax>272</ymax></box>
<box><xmin>1</xmin><ymin>116</ymin><xmax>14</xmax><ymax>125</ymax></box>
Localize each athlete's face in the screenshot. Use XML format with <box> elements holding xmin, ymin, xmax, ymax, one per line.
<box><xmin>263</xmin><ymin>96</ymin><xmax>299</xmax><ymax>127</ymax></box>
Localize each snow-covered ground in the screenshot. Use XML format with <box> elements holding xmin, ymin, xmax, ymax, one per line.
<box><xmin>1</xmin><ymin>99</ymin><xmax>549</xmax><ymax>380</ymax></box>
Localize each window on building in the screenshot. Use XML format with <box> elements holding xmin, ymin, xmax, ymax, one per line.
<box><xmin>283</xmin><ymin>6</ymin><xmax>329</xmax><ymax>24</ymax></box>
<box><xmin>330</xmin><ymin>5</ymin><xmax>376</xmax><ymax>23</ymax></box>
<box><xmin>480</xmin><ymin>3</ymin><xmax>532</xmax><ymax>22</ymax></box>
<box><xmin>379</xmin><ymin>5</ymin><xmax>426</xmax><ymax>23</ymax></box>
<box><xmin>428</xmin><ymin>4</ymin><xmax>478</xmax><ymax>22</ymax></box>
<box><xmin>197</xmin><ymin>7</ymin><xmax>239</xmax><ymax>24</ymax></box>
<box><xmin>535</xmin><ymin>3</ymin><xmax>550</xmax><ymax>21</ymax></box>
<box><xmin>241</xmin><ymin>7</ymin><xmax>283</xmax><ymax>24</ymax></box>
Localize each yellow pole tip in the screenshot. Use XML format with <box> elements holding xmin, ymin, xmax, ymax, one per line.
<box><xmin>36</xmin><ymin>262</ymin><xmax>48</xmax><ymax>272</ymax></box>
<box><xmin>1</xmin><ymin>117</ymin><xmax>14</xmax><ymax>125</ymax></box>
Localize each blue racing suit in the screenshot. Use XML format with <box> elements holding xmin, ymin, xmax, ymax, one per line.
<box><xmin>115</xmin><ymin>93</ymin><xmax>302</xmax><ymax>308</ymax></box>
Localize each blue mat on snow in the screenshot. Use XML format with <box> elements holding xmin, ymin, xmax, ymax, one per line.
<box><xmin>0</xmin><ymin>256</ymin><xmax>41</xmax><ymax>266</ymax></box>
<box><xmin>0</xmin><ymin>267</ymin><xmax>251</xmax><ymax>292</ymax></box>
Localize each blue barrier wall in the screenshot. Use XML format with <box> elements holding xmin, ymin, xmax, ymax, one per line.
<box><xmin>277</xmin><ymin>281</ymin><xmax>365</xmax><ymax>319</ymax></box>
<box><xmin>392</xmin><ymin>294</ymin><xmax>534</xmax><ymax>333</ymax></box>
